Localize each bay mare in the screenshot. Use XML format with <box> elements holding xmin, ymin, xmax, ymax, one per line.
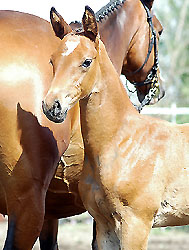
<box><xmin>42</xmin><ymin>6</ymin><xmax>189</xmax><ymax>250</ymax></box>
<box><xmin>0</xmin><ymin>0</ymin><xmax>163</xmax><ymax>249</ymax></box>
<box><xmin>70</xmin><ymin>0</ymin><xmax>165</xmax><ymax>105</ymax></box>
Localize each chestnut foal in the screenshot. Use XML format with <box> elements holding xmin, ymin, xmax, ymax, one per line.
<box><xmin>43</xmin><ymin>7</ymin><xmax>189</xmax><ymax>250</ymax></box>
<box><xmin>42</xmin><ymin>2</ymin><xmax>165</xmax><ymax>248</ymax></box>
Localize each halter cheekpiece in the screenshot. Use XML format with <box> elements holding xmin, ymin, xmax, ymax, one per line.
<box><xmin>126</xmin><ymin>0</ymin><xmax>160</xmax><ymax>112</ymax></box>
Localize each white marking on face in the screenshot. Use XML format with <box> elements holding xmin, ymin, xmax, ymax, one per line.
<box><xmin>62</xmin><ymin>40</ymin><xmax>80</xmax><ymax>57</ymax></box>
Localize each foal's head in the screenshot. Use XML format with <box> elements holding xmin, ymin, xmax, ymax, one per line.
<box><xmin>42</xmin><ymin>7</ymin><xmax>100</xmax><ymax>123</ymax></box>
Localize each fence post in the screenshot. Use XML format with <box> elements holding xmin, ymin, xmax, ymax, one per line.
<box><xmin>171</xmin><ymin>103</ymin><xmax>177</xmax><ymax>123</ymax></box>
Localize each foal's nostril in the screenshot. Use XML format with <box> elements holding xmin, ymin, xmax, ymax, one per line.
<box><xmin>42</xmin><ymin>99</ymin><xmax>67</xmax><ymax>123</ymax></box>
<box><xmin>52</xmin><ymin>100</ymin><xmax>62</xmax><ymax>116</ymax></box>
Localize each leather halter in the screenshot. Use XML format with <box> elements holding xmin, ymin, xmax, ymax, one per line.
<box><xmin>126</xmin><ymin>0</ymin><xmax>159</xmax><ymax>88</ymax></box>
<box><xmin>125</xmin><ymin>1</ymin><xmax>159</xmax><ymax>112</ymax></box>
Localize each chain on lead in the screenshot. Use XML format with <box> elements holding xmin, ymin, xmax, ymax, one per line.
<box><xmin>137</xmin><ymin>69</ymin><xmax>159</xmax><ymax>112</ymax></box>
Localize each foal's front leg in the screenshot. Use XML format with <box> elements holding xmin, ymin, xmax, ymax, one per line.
<box><xmin>119</xmin><ymin>209</ymin><xmax>153</xmax><ymax>250</ymax></box>
<box><xmin>3</xmin><ymin>179</ymin><xmax>47</xmax><ymax>250</ymax></box>
<box><xmin>95</xmin><ymin>220</ymin><xmax>120</xmax><ymax>250</ymax></box>
<box><xmin>94</xmin><ymin>206</ymin><xmax>153</xmax><ymax>250</ymax></box>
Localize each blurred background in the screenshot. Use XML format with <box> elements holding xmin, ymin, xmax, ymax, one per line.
<box><xmin>142</xmin><ymin>0</ymin><xmax>189</xmax><ymax>124</ymax></box>
<box><xmin>0</xmin><ymin>0</ymin><xmax>189</xmax><ymax>249</ymax></box>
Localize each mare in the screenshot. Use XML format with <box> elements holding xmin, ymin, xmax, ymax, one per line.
<box><xmin>70</xmin><ymin>0</ymin><xmax>165</xmax><ymax>108</ymax></box>
<box><xmin>42</xmin><ymin>6</ymin><xmax>189</xmax><ymax>250</ymax></box>
<box><xmin>0</xmin><ymin>0</ymin><xmax>163</xmax><ymax>248</ymax></box>
<box><xmin>0</xmin><ymin>10</ymin><xmax>68</xmax><ymax>249</ymax></box>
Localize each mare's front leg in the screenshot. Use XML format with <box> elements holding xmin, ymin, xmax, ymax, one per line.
<box><xmin>39</xmin><ymin>219</ymin><xmax>59</xmax><ymax>250</ymax></box>
<box><xmin>2</xmin><ymin>107</ymin><xmax>60</xmax><ymax>249</ymax></box>
<box><xmin>3</xmin><ymin>173</ymin><xmax>48</xmax><ymax>250</ymax></box>
<box><xmin>3</xmin><ymin>162</ymin><xmax>59</xmax><ymax>250</ymax></box>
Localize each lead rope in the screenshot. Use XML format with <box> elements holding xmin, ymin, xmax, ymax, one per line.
<box><xmin>125</xmin><ymin>77</ymin><xmax>158</xmax><ymax>113</ymax></box>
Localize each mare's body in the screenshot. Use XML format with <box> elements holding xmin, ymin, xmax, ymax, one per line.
<box><xmin>42</xmin><ymin>7</ymin><xmax>189</xmax><ymax>250</ymax></box>
<box><xmin>0</xmin><ymin>10</ymin><xmax>76</xmax><ymax>249</ymax></box>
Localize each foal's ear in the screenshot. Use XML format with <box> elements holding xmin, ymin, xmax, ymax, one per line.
<box><xmin>82</xmin><ymin>6</ymin><xmax>98</xmax><ymax>42</ymax></box>
<box><xmin>143</xmin><ymin>0</ymin><xmax>154</xmax><ymax>10</ymax></box>
<box><xmin>50</xmin><ymin>7</ymin><xmax>72</xmax><ymax>40</ymax></box>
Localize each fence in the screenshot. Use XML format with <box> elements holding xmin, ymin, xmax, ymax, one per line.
<box><xmin>141</xmin><ymin>103</ymin><xmax>189</xmax><ymax>123</ymax></box>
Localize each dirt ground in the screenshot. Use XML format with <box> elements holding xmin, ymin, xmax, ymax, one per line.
<box><xmin>0</xmin><ymin>213</ymin><xmax>189</xmax><ymax>249</ymax></box>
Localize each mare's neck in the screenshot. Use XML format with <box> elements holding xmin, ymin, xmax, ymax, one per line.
<box><xmin>98</xmin><ymin>0</ymin><xmax>139</xmax><ymax>74</ymax></box>
<box><xmin>79</xmin><ymin>41</ymin><xmax>138</xmax><ymax>155</ymax></box>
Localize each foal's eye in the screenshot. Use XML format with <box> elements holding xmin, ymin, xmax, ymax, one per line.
<box><xmin>82</xmin><ymin>59</ymin><xmax>92</xmax><ymax>68</ymax></box>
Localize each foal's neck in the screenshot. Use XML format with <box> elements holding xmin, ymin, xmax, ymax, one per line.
<box><xmin>79</xmin><ymin>42</ymin><xmax>138</xmax><ymax>155</ymax></box>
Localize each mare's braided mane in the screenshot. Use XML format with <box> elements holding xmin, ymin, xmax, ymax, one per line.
<box><xmin>95</xmin><ymin>0</ymin><xmax>126</xmax><ymax>22</ymax></box>
<box><xmin>70</xmin><ymin>0</ymin><xmax>126</xmax><ymax>29</ymax></box>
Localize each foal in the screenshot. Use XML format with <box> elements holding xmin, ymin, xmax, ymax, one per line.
<box><xmin>43</xmin><ymin>6</ymin><xmax>189</xmax><ymax>249</ymax></box>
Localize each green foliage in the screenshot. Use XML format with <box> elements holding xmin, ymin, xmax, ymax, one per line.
<box><xmin>154</xmin><ymin>0</ymin><xmax>189</xmax><ymax>108</ymax></box>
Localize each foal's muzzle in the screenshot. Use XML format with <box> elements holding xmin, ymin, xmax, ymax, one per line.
<box><xmin>42</xmin><ymin>100</ymin><xmax>68</xmax><ymax>123</ymax></box>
